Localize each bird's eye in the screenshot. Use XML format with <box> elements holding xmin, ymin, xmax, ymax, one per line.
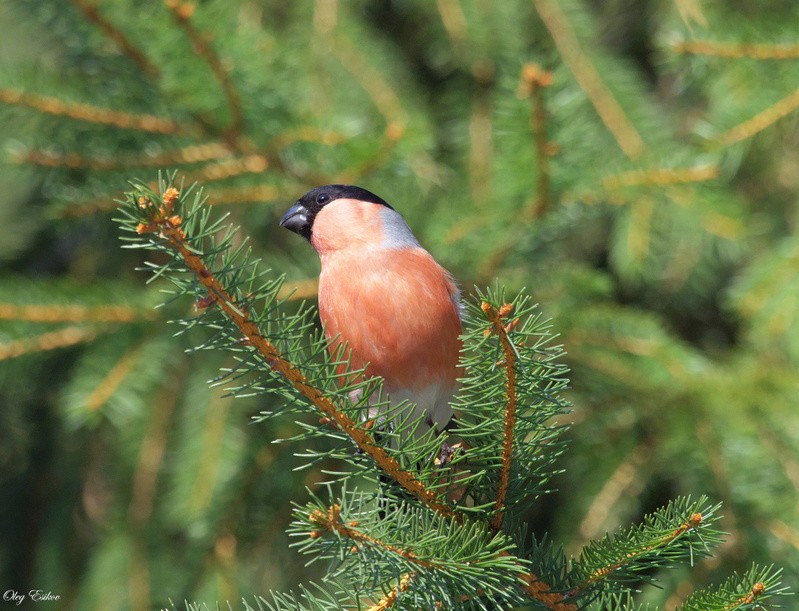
<box><xmin>316</xmin><ymin>193</ymin><xmax>330</xmax><ymax>205</ymax></box>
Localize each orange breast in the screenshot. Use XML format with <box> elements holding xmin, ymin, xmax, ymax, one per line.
<box><xmin>318</xmin><ymin>248</ymin><xmax>463</xmax><ymax>393</ymax></box>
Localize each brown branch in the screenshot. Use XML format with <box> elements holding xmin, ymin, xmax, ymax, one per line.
<box><xmin>469</xmin><ymin>59</ymin><xmax>495</xmax><ymax>205</ymax></box>
<box><xmin>14</xmin><ymin>142</ymin><xmax>233</xmax><ymax>171</ymax></box>
<box><xmin>323</xmin><ymin>33</ymin><xmax>408</xmax><ymax>183</ymax></box>
<box><xmin>136</xmin><ymin>187</ymin><xmax>459</xmax><ymax>521</ymax></box>
<box><xmin>328</xmin><ymin>35</ymin><xmax>408</xmax><ymax>132</ymax></box>
<box><xmin>267</xmin><ymin>127</ymin><xmax>347</xmax><ymax>150</ymax></box>
<box><xmin>85</xmin><ymin>341</ymin><xmax>148</xmax><ymax>412</ymax></box>
<box><xmin>602</xmin><ymin>164</ymin><xmax>719</xmax><ymax>189</ymax></box>
<box><xmin>0</xmin><ymin>326</ymin><xmax>98</xmax><ymax>361</ymax></box>
<box><xmin>482</xmin><ymin>302</ymin><xmax>519</xmax><ymax>533</ymax></box>
<box><xmin>532</xmin><ymin>0</ymin><xmax>644</xmax><ymax>159</ymax></box>
<box><xmin>517</xmin><ymin>567</ymin><xmax>577</xmax><ymax>611</ymax></box>
<box><xmin>716</xmin><ymin>87</ymin><xmax>799</xmax><ymax>147</ymax></box>
<box><xmin>518</xmin><ymin>63</ymin><xmax>555</xmax><ymax>218</ymax></box>
<box><xmin>0</xmin><ymin>88</ymin><xmax>194</xmax><ymax>135</ymax></box>
<box><xmin>128</xmin><ymin>360</ymin><xmax>184</xmax><ymax>525</ymax></box>
<box><xmin>310</xmin><ymin>506</ymin><xmax>468</xmax><ymax>611</ymax></box>
<box><xmin>0</xmin><ymin>302</ymin><xmax>151</xmax><ymax>323</ymax></box>
<box><xmin>165</xmin><ymin>1</ymin><xmax>244</xmax><ymax>142</ymax></box>
<box><xmin>59</xmin><ymin>181</ymin><xmax>285</xmax><ymax>218</ymax></box>
<box><xmin>435</xmin><ymin>0</ymin><xmax>469</xmax><ymax>57</ymax></box>
<box><xmin>338</xmin><ymin>123</ymin><xmax>404</xmax><ymax>184</ymax></box>
<box><xmin>184</xmin><ymin>155</ymin><xmax>270</xmax><ymax>183</ymax></box>
<box><xmin>71</xmin><ymin>0</ymin><xmax>160</xmax><ymax>79</ymax></box>
<box><xmin>671</xmin><ymin>39</ymin><xmax>799</xmax><ymax>60</ymax></box>
<box><xmin>577</xmin><ymin>443</ymin><xmax>651</xmax><ymax>544</ymax></box>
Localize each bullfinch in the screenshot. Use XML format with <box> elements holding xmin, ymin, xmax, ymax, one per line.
<box><xmin>280</xmin><ymin>184</ymin><xmax>463</xmax><ymax>440</ymax></box>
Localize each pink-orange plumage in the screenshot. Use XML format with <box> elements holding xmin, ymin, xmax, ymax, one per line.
<box><xmin>280</xmin><ymin>186</ymin><xmax>462</xmax><ymax>434</ymax></box>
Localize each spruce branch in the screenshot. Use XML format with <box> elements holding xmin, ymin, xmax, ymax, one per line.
<box><xmin>455</xmin><ymin>289</ymin><xmax>569</xmax><ymax>522</ymax></box>
<box><xmin>70</xmin><ymin>0</ymin><xmax>161</xmax><ymax>79</ymax></box>
<box><xmin>118</xmin><ymin>175</ymin><xmax>459</xmax><ymax>521</ymax></box>
<box><xmin>476</xmin><ymin>63</ymin><xmax>555</xmax><ymax>279</ymax></box>
<box><xmin>164</xmin><ymin>0</ymin><xmax>245</xmax><ymax>142</ymax></box>
<box><xmin>673</xmin><ymin>0</ymin><xmax>708</xmax><ymax>27</ymax></box>
<box><xmin>183</xmin><ymin>154</ymin><xmax>270</xmax><ymax>183</ymax></box>
<box><xmin>0</xmin><ymin>87</ymin><xmax>193</xmax><ymax>135</ymax></box>
<box><xmin>671</xmin><ymin>39</ymin><xmax>799</xmax><ymax>60</ymax></box>
<box><xmin>306</xmin><ymin>504</ymin><xmax>437</xmax><ymax>567</ymax></box>
<box><xmin>716</xmin><ymin>87</ymin><xmax>799</xmax><ymax>147</ymax></box>
<box><xmin>601</xmin><ymin>165</ymin><xmax>720</xmax><ymax>190</ymax></box>
<box><xmin>367</xmin><ymin>574</ymin><xmax>413</xmax><ymax>611</ymax></box>
<box><xmin>435</xmin><ymin>0</ymin><xmax>469</xmax><ymax>57</ymax></box>
<box><xmin>0</xmin><ymin>301</ymin><xmax>153</xmax><ymax>323</ymax></box>
<box><xmin>482</xmin><ymin>300</ymin><xmax>520</xmax><ymax>533</ymax></box>
<box><xmin>292</xmin><ymin>488</ymin><xmax>526</xmax><ymax>609</ymax></box>
<box><xmin>323</xmin><ymin>32</ymin><xmax>408</xmax><ymax>184</ymax></box>
<box><xmin>83</xmin><ymin>340</ymin><xmax>149</xmax><ymax>412</ymax></box>
<box><xmin>567</xmin><ymin>496</ymin><xmax>723</xmax><ymax>600</ymax></box>
<box><xmin>532</xmin><ymin>0</ymin><xmax>644</xmax><ymax>159</ymax></box>
<box><xmin>518</xmin><ymin>570</ymin><xmax>576</xmax><ymax>611</ymax></box>
<box><xmin>0</xmin><ymin>325</ymin><xmax>98</xmax><ymax>361</ymax></box>
<box><xmin>517</xmin><ymin>63</ymin><xmax>555</xmax><ymax>219</ymax></box>
<box><xmin>60</xmin><ymin>182</ymin><xmax>286</xmax><ymax>217</ymax></box>
<box><xmin>13</xmin><ymin>142</ymin><xmax>234</xmax><ymax>171</ymax></box>
<box><xmin>679</xmin><ymin>564</ymin><xmax>789</xmax><ymax>610</ymax></box>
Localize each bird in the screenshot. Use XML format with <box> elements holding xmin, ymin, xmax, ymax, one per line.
<box><xmin>279</xmin><ymin>184</ymin><xmax>463</xmax><ymax>442</ymax></box>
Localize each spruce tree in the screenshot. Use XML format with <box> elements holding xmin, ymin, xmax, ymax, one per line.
<box><xmin>1</xmin><ymin>0</ymin><xmax>797</xmax><ymax>608</ymax></box>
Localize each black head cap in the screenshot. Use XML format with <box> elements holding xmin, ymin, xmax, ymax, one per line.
<box><xmin>279</xmin><ymin>184</ymin><xmax>393</xmax><ymax>241</ymax></box>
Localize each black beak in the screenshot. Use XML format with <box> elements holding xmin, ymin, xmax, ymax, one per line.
<box><xmin>279</xmin><ymin>202</ymin><xmax>311</xmax><ymax>239</ymax></box>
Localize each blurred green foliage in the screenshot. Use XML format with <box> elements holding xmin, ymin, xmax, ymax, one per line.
<box><xmin>1</xmin><ymin>0</ymin><xmax>798</xmax><ymax>608</ymax></box>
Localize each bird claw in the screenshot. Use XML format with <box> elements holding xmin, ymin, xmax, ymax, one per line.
<box><xmin>436</xmin><ymin>441</ymin><xmax>463</xmax><ymax>467</ymax></box>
